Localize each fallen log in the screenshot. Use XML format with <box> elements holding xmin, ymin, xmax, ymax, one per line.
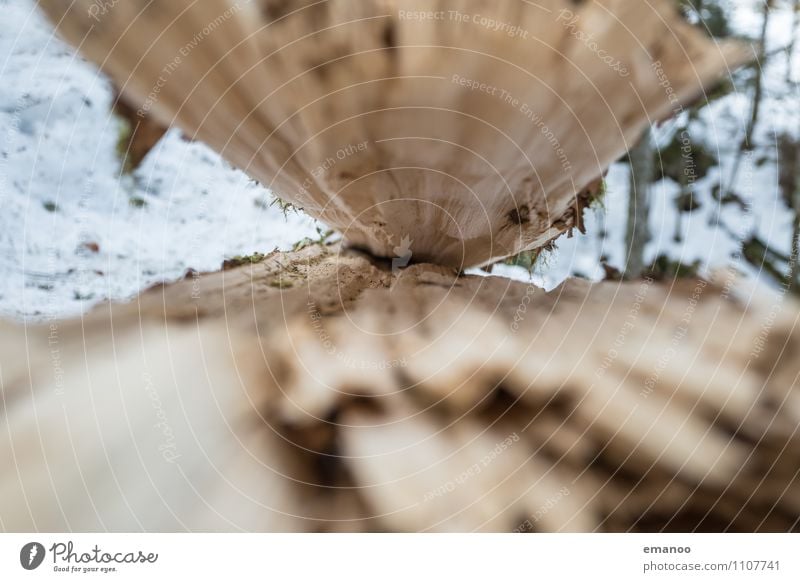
<box><xmin>2</xmin><ymin>245</ymin><xmax>798</xmax><ymax>531</ymax></box>
<box><xmin>3</xmin><ymin>0</ymin><xmax>795</xmax><ymax>533</ymax></box>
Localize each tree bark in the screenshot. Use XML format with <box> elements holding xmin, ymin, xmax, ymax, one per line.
<box><xmin>788</xmin><ymin>0</ymin><xmax>800</xmax><ymax>84</ymax></box>
<box><xmin>625</xmin><ymin>131</ymin><xmax>654</xmax><ymax>277</ymax></box>
<box><xmin>723</xmin><ymin>0</ymin><xmax>771</xmax><ymax>199</ymax></box>
<box><xmin>790</xmin><ymin>143</ymin><xmax>800</xmax><ymax>292</ymax></box>
<box><xmin>746</xmin><ymin>0</ymin><xmax>772</xmax><ymax>150</ymax></box>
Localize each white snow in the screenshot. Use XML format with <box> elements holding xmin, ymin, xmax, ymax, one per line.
<box><xmin>0</xmin><ymin>0</ymin><xmax>321</xmax><ymax>320</ymax></box>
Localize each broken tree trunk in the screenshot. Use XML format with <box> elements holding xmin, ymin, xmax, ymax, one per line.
<box><xmin>38</xmin><ymin>0</ymin><xmax>746</xmax><ymax>269</ymax></box>
<box><xmin>2</xmin><ymin>244</ymin><xmax>799</xmax><ymax>532</ymax></box>
<box><xmin>5</xmin><ymin>0</ymin><xmax>796</xmax><ymax>534</ymax></box>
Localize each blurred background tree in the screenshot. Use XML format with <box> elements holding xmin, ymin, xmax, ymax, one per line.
<box><xmin>497</xmin><ymin>1</ymin><xmax>800</xmax><ymax>295</ymax></box>
<box><xmin>618</xmin><ymin>0</ymin><xmax>800</xmax><ymax>293</ymax></box>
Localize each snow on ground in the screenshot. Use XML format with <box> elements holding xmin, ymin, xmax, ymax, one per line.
<box><xmin>0</xmin><ymin>0</ymin><xmax>797</xmax><ymax>318</ymax></box>
<box><xmin>0</xmin><ymin>0</ymin><xmax>320</xmax><ymax>320</ymax></box>
<box><xmin>504</xmin><ymin>0</ymin><xmax>800</xmax><ymax>291</ymax></box>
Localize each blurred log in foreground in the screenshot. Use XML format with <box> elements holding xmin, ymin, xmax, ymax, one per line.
<box><xmin>2</xmin><ymin>244</ymin><xmax>799</xmax><ymax>532</ymax></box>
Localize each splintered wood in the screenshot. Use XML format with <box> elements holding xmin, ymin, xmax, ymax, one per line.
<box><xmin>2</xmin><ymin>246</ymin><xmax>798</xmax><ymax>531</ymax></box>
<box><xmin>16</xmin><ymin>0</ymin><xmax>794</xmax><ymax>533</ymax></box>
<box><xmin>39</xmin><ymin>0</ymin><xmax>746</xmax><ymax>267</ymax></box>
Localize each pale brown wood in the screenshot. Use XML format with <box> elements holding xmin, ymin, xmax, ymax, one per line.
<box><xmin>9</xmin><ymin>0</ymin><xmax>795</xmax><ymax>533</ymax></box>
<box><xmin>39</xmin><ymin>0</ymin><xmax>747</xmax><ymax>267</ymax></box>
<box><xmin>2</xmin><ymin>246</ymin><xmax>798</xmax><ymax>531</ymax></box>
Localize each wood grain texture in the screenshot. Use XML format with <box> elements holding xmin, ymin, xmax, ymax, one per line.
<box><xmin>3</xmin><ymin>245</ymin><xmax>798</xmax><ymax>531</ymax></box>
<box><xmin>38</xmin><ymin>0</ymin><xmax>747</xmax><ymax>267</ymax></box>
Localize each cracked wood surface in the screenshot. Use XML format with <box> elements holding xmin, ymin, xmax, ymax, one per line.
<box><xmin>2</xmin><ymin>245</ymin><xmax>799</xmax><ymax>531</ymax></box>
